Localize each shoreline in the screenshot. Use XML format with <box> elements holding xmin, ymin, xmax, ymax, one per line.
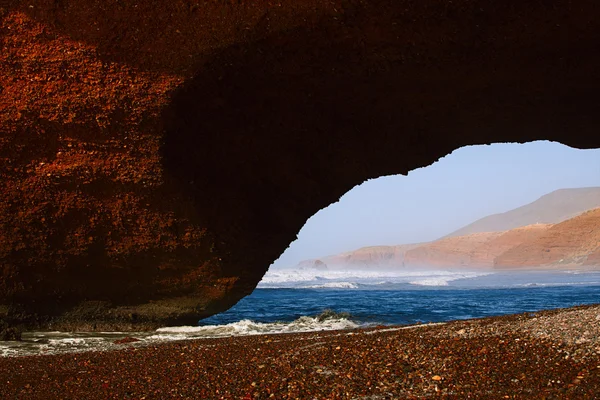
<box><xmin>1</xmin><ymin>304</ymin><xmax>600</xmax><ymax>398</ymax></box>
<box><xmin>4</xmin><ymin>267</ymin><xmax>599</xmax><ymax>334</ymax></box>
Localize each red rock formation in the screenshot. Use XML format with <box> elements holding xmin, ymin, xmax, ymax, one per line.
<box><xmin>321</xmin><ymin>244</ymin><xmax>423</xmax><ymax>269</ymax></box>
<box><xmin>469</xmin><ymin>224</ymin><xmax>551</xmax><ymax>267</ymax></box>
<box><xmin>297</xmin><ymin>210</ymin><xmax>596</xmax><ymax>271</ymax></box>
<box><xmin>308</xmin><ymin>220</ymin><xmax>589</xmax><ymax>270</ymax></box>
<box><xmin>1</xmin><ymin>1</ymin><xmax>600</xmax><ymax>329</ymax></box>
<box><xmin>495</xmin><ymin>208</ymin><xmax>600</xmax><ymax>268</ymax></box>
<box><xmin>404</xmin><ymin>232</ymin><xmax>501</xmax><ymax>268</ymax></box>
<box><xmin>403</xmin><ymin>226</ymin><xmax>551</xmax><ymax>269</ymax></box>
<box><xmin>584</xmin><ymin>249</ymin><xmax>600</xmax><ymax>266</ymax></box>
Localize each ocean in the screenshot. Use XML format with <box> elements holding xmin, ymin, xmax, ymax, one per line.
<box><xmin>2</xmin><ymin>268</ymin><xmax>600</xmax><ymax>357</ymax></box>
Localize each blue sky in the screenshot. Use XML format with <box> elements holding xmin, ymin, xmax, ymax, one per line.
<box><xmin>272</xmin><ymin>141</ymin><xmax>600</xmax><ymax>268</ymax></box>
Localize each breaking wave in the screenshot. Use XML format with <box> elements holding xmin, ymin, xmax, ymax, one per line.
<box><xmin>300</xmin><ymin>282</ymin><xmax>359</xmax><ymax>289</ymax></box>
<box><xmin>0</xmin><ymin>310</ymin><xmax>360</xmax><ymax>358</ymax></box>
<box><xmin>153</xmin><ymin>312</ymin><xmax>359</xmax><ymax>340</ymax></box>
<box><xmin>409</xmin><ymin>278</ymin><xmax>452</xmax><ymax>286</ymax></box>
<box><xmin>407</xmin><ymin>272</ymin><xmax>487</xmax><ymax>287</ymax></box>
<box><xmin>259</xmin><ymin>268</ymin><xmax>492</xmax><ymax>289</ymax></box>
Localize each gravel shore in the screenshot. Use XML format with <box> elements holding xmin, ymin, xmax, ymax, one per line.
<box><xmin>1</xmin><ymin>304</ymin><xmax>600</xmax><ymax>399</ymax></box>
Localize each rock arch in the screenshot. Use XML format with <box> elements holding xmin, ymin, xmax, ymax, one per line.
<box><xmin>1</xmin><ymin>0</ymin><xmax>599</xmax><ymax>329</ymax></box>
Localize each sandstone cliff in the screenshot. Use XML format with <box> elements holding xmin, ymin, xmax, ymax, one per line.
<box><xmin>304</xmin><ymin>208</ymin><xmax>600</xmax><ymax>269</ymax></box>
<box><xmin>468</xmin><ymin>224</ymin><xmax>552</xmax><ymax>267</ymax></box>
<box><xmin>494</xmin><ymin>208</ymin><xmax>600</xmax><ymax>268</ymax></box>
<box><xmin>584</xmin><ymin>249</ymin><xmax>600</xmax><ymax>266</ymax></box>
<box><xmin>320</xmin><ymin>244</ymin><xmax>423</xmax><ymax>269</ymax></box>
<box><xmin>403</xmin><ymin>232</ymin><xmax>501</xmax><ymax>268</ymax></box>
<box><xmin>403</xmin><ymin>225</ymin><xmax>553</xmax><ymax>268</ymax></box>
<box><xmin>302</xmin><ymin>208</ymin><xmax>598</xmax><ymax>270</ymax></box>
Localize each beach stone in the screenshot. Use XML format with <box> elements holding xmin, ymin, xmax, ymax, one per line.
<box><xmin>114</xmin><ymin>337</ymin><xmax>140</xmax><ymax>345</ymax></box>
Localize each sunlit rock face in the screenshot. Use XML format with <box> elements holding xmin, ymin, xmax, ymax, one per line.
<box><xmin>1</xmin><ymin>0</ymin><xmax>600</xmax><ymax>330</ymax></box>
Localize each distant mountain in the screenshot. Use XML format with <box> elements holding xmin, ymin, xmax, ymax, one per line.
<box><xmin>402</xmin><ymin>224</ymin><xmax>552</xmax><ymax>268</ymax></box>
<box><xmin>296</xmin><ymin>243</ymin><xmax>423</xmax><ymax>271</ymax></box>
<box><xmin>322</xmin><ymin>243</ymin><xmax>423</xmax><ymax>269</ymax></box>
<box><xmin>305</xmin><ymin>209</ymin><xmax>599</xmax><ymax>270</ymax></box>
<box><xmin>293</xmin><ymin>188</ymin><xmax>600</xmax><ymax>270</ymax></box>
<box><xmin>444</xmin><ymin>187</ymin><xmax>600</xmax><ymax>238</ymax></box>
<box><xmin>401</xmin><ymin>208</ymin><xmax>600</xmax><ymax>269</ymax></box>
<box><xmin>494</xmin><ymin>207</ymin><xmax>600</xmax><ymax>268</ymax></box>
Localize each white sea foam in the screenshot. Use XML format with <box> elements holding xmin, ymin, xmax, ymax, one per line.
<box><xmin>409</xmin><ymin>278</ymin><xmax>451</xmax><ymax>286</ymax></box>
<box><xmin>409</xmin><ymin>271</ymin><xmax>496</xmax><ymax>287</ymax></box>
<box><xmin>0</xmin><ymin>315</ymin><xmax>361</xmax><ymax>358</ymax></box>
<box><xmin>258</xmin><ymin>269</ymin><xmax>394</xmax><ymax>286</ymax></box>
<box><xmin>301</xmin><ymin>282</ymin><xmax>359</xmax><ymax>289</ymax></box>
<box><xmin>515</xmin><ymin>281</ymin><xmax>600</xmax><ymax>288</ymax></box>
<box><xmin>154</xmin><ymin>315</ymin><xmax>359</xmax><ymax>339</ymax></box>
<box><xmin>0</xmin><ymin>334</ymin><xmax>121</xmax><ymax>357</ymax></box>
<box><xmin>259</xmin><ymin>268</ymin><xmax>493</xmax><ymax>289</ymax></box>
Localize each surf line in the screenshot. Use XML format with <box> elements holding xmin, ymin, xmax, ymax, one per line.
<box><xmin>359</xmin><ymin>322</ymin><xmax>447</xmax><ymax>335</ymax></box>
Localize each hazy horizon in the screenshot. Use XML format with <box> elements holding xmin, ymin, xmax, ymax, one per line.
<box><xmin>271</xmin><ymin>141</ymin><xmax>600</xmax><ymax>269</ymax></box>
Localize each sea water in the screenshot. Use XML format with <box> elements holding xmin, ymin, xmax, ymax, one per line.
<box><xmin>2</xmin><ymin>269</ymin><xmax>600</xmax><ymax>357</ymax></box>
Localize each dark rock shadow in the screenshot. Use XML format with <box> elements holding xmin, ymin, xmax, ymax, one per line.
<box><xmin>160</xmin><ymin>5</ymin><xmax>600</xmax><ymax>283</ymax></box>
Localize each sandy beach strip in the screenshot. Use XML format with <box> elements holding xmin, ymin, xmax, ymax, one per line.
<box><xmin>1</xmin><ymin>304</ymin><xmax>600</xmax><ymax>399</ymax></box>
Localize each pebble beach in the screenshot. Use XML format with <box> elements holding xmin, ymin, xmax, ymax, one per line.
<box><xmin>1</xmin><ymin>304</ymin><xmax>600</xmax><ymax>399</ymax></box>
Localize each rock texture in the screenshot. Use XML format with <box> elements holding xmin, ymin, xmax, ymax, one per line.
<box><xmin>469</xmin><ymin>224</ymin><xmax>551</xmax><ymax>267</ymax></box>
<box><xmin>1</xmin><ymin>1</ymin><xmax>600</xmax><ymax>329</ymax></box>
<box><xmin>404</xmin><ymin>232</ymin><xmax>501</xmax><ymax>268</ymax></box>
<box><xmin>495</xmin><ymin>208</ymin><xmax>600</xmax><ymax>268</ymax></box>
<box><xmin>402</xmin><ymin>224</ymin><xmax>555</xmax><ymax>268</ymax></box>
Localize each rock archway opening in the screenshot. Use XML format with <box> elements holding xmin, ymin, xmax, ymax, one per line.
<box><xmin>202</xmin><ymin>141</ymin><xmax>600</xmax><ymax>329</ymax></box>
<box><xmin>267</xmin><ymin>142</ymin><xmax>600</xmax><ymax>273</ymax></box>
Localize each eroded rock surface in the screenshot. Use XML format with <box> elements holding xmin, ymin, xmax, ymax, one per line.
<box><xmin>496</xmin><ymin>208</ymin><xmax>600</xmax><ymax>268</ymax></box>
<box><xmin>1</xmin><ymin>0</ymin><xmax>600</xmax><ymax>329</ymax></box>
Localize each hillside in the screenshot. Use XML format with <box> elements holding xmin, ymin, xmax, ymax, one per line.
<box><xmin>402</xmin><ymin>224</ymin><xmax>553</xmax><ymax>268</ymax></box>
<box><xmin>295</xmin><ymin>244</ymin><xmax>423</xmax><ymax>270</ymax></box>
<box><xmin>295</xmin><ymin>213</ymin><xmax>598</xmax><ymax>270</ymax></box>
<box><xmin>444</xmin><ymin>187</ymin><xmax>600</xmax><ymax>238</ymax></box>
<box><xmin>321</xmin><ymin>243</ymin><xmax>423</xmax><ymax>269</ymax></box>
<box><xmin>494</xmin><ymin>208</ymin><xmax>600</xmax><ymax>268</ymax></box>
<box><xmin>293</xmin><ymin>189</ymin><xmax>600</xmax><ymax>270</ymax></box>
<box><xmin>468</xmin><ymin>224</ymin><xmax>551</xmax><ymax>266</ymax></box>
<box><xmin>403</xmin><ymin>232</ymin><xmax>502</xmax><ymax>268</ymax></box>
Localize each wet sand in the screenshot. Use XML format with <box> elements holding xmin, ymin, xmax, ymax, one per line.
<box><xmin>1</xmin><ymin>304</ymin><xmax>600</xmax><ymax>399</ymax></box>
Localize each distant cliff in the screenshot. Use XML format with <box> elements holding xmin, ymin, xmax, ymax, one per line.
<box><xmin>316</xmin><ymin>244</ymin><xmax>423</xmax><ymax>269</ymax></box>
<box><xmin>444</xmin><ymin>187</ymin><xmax>600</xmax><ymax>238</ymax></box>
<box><xmin>298</xmin><ymin>206</ymin><xmax>600</xmax><ymax>270</ymax></box>
<box><xmin>494</xmin><ymin>208</ymin><xmax>600</xmax><ymax>268</ymax></box>
<box><xmin>402</xmin><ymin>225</ymin><xmax>554</xmax><ymax>268</ymax></box>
